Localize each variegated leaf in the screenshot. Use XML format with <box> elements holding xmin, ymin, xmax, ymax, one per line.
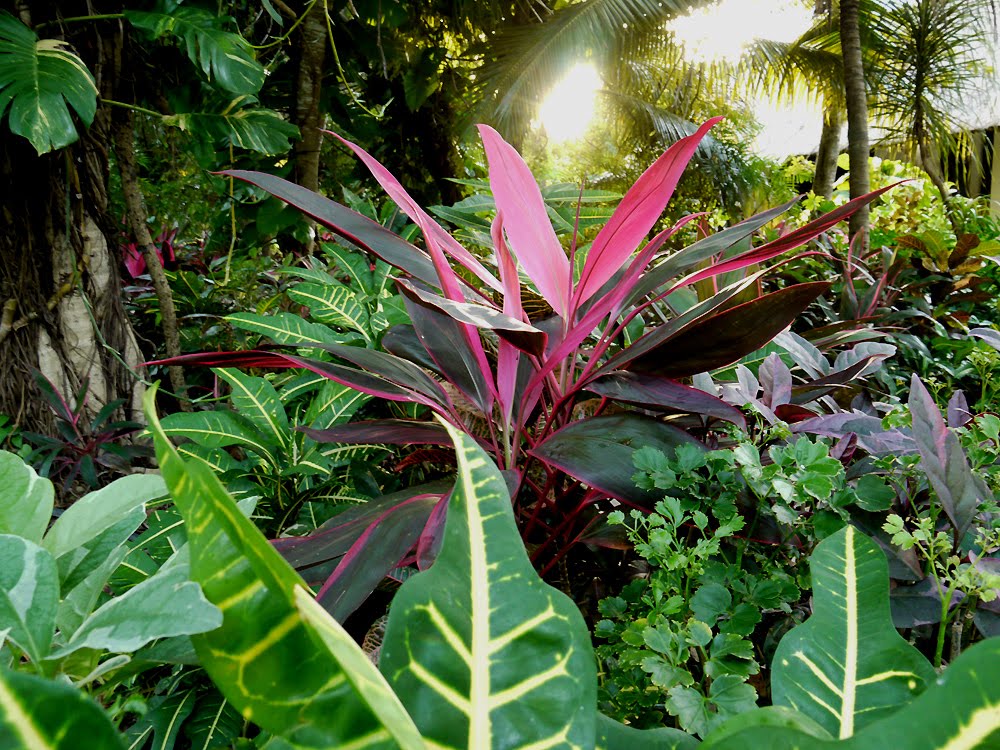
<box><xmin>157</xmin><ymin>410</ymin><xmax>277</xmax><ymax>464</ymax></box>
<box><xmin>771</xmin><ymin>526</ymin><xmax>934</xmax><ymax>738</ymax></box>
<box><xmin>379</xmin><ymin>422</ymin><xmax>597</xmax><ymax>749</ymax></box>
<box><xmin>145</xmin><ymin>386</ymin><xmax>420</xmax><ymax>750</ymax></box>
<box><xmin>288</xmin><ymin>281</ymin><xmax>372</xmax><ymax>342</ymax></box>
<box><xmin>227</xmin><ymin>311</ymin><xmax>355</xmax><ymax>346</ymax></box>
<box><xmin>0</xmin><ymin>668</ymin><xmax>124</xmax><ymax>749</ymax></box>
<box><xmin>214</xmin><ymin>368</ymin><xmax>291</xmax><ymax>450</ymax></box>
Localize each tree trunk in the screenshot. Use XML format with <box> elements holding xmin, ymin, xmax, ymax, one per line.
<box><xmin>0</xmin><ymin>2</ymin><xmax>145</xmax><ymax>435</ymax></box>
<box><xmin>814</xmin><ymin>105</ymin><xmax>842</xmax><ymax>198</ymax></box>
<box><xmin>293</xmin><ymin>2</ymin><xmax>327</xmax><ymax>193</ymax></box>
<box><xmin>840</xmin><ymin>0</ymin><xmax>871</xmax><ymax>251</ymax></box>
<box><xmin>112</xmin><ymin>111</ymin><xmax>189</xmax><ymax>409</ymax></box>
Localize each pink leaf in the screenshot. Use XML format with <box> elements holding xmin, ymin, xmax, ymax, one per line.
<box><xmin>493</xmin><ymin>213</ymin><xmax>524</xmax><ymax>429</ymax></box>
<box><xmin>574</xmin><ymin>117</ymin><xmax>723</xmax><ymax>309</ymax></box>
<box><xmin>328</xmin><ymin>131</ymin><xmax>502</xmax><ymax>296</ymax></box>
<box><xmin>478</xmin><ymin>124</ymin><xmax>571</xmax><ymax>318</ymax></box>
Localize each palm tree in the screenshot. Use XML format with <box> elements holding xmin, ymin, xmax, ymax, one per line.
<box><xmin>841</xmin><ymin>0</ymin><xmax>871</xmax><ymax>249</ymax></box>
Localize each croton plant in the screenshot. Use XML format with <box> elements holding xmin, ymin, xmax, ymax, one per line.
<box><xmin>156</xmin><ymin>120</ymin><xmax>892</xmax><ymax>620</ymax></box>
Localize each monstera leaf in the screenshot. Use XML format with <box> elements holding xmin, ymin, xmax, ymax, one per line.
<box><xmin>145</xmin><ymin>386</ymin><xmax>422</xmax><ymax>750</ymax></box>
<box><xmin>0</xmin><ymin>12</ymin><xmax>98</xmax><ymax>154</ymax></box>
<box><xmin>379</xmin><ymin>422</ymin><xmax>598</xmax><ymax>749</ymax></box>
<box><xmin>770</xmin><ymin>525</ymin><xmax>935</xmax><ymax>738</ymax></box>
<box><xmin>125</xmin><ymin>6</ymin><xmax>264</xmax><ymax>95</ymax></box>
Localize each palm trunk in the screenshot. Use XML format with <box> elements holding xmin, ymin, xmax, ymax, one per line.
<box><xmin>840</xmin><ymin>0</ymin><xmax>870</xmax><ymax>251</ymax></box>
<box><xmin>293</xmin><ymin>1</ymin><xmax>327</xmax><ymax>252</ymax></box>
<box><xmin>814</xmin><ymin>105</ymin><xmax>842</xmax><ymax>198</ymax></box>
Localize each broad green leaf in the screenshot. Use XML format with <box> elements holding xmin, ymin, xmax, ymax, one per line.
<box><xmin>380</xmin><ymin>422</ymin><xmax>597</xmax><ymax>749</ymax></box>
<box><xmin>702</xmin><ymin>638</ymin><xmax>1000</xmax><ymax>749</ymax></box>
<box><xmin>0</xmin><ymin>668</ymin><xmax>124</xmax><ymax>749</ymax></box>
<box><xmin>183</xmin><ymin>691</ymin><xmax>244</xmax><ymax>750</ymax></box>
<box><xmin>164</xmin><ymin>104</ymin><xmax>298</xmax><ymax>155</ymax></box>
<box><xmin>0</xmin><ymin>450</ymin><xmax>52</xmax><ymax>543</ymax></box>
<box><xmin>42</xmin><ymin>475</ymin><xmax>167</xmax><ymax>592</ymax></box>
<box><xmin>157</xmin><ymin>410</ymin><xmax>277</xmax><ymax>463</ymax></box>
<box><xmin>0</xmin><ymin>535</ymin><xmax>57</xmax><ymax>664</ymax></box>
<box><xmin>125</xmin><ymin>7</ymin><xmax>264</xmax><ymax>94</ymax></box>
<box><xmin>771</xmin><ymin>526</ymin><xmax>934</xmax><ymax>738</ymax></box>
<box><xmin>304</xmin><ymin>380</ymin><xmax>371</xmax><ymax>430</ymax></box>
<box><xmin>111</xmin><ymin>507</ymin><xmax>186</xmax><ymax>591</ymax></box>
<box><xmin>288</xmin><ymin>280</ymin><xmax>372</xmax><ymax>341</ymax></box>
<box><xmin>227</xmin><ymin>311</ymin><xmax>353</xmax><ymax>346</ymax></box>
<box><xmin>55</xmin><ymin>547</ymin><xmax>126</xmax><ymax>637</ymax></box>
<box><xmin>596</xmin><ymin>712</ymin><xmax>699</xmax><ymax>749</ymax></box>
<box><xmin>214</xmin><ymin>368</ymin><xmax>290</xmax><ymax>451</ymax></box>
<box><xmin>321</xmin><ymin>243</ymin><xmax>375</xmax><ymax>292</ymax></box>
<box><xmin>52</xmin><ymin>564</ymin><xmax>221</xmax><ymax>658</ymax></box>
<box><xmin>145</xmin><ymin>385</ymin><xmax>412</xmax><ymax>749</ymax></box>
<box><xmin>0</xmin><ymin>12</ymin><xmax>97</xmax><ymax>154</ymax></box>
<box><xmin>124</xmin><ymin>690</ymin><xmax>196</xmax><ymax>750</ymax></box>
<box><xmin>294</xmin><ymin>588</ymin><xmax>423</xmax><ymax>748</ymax></box>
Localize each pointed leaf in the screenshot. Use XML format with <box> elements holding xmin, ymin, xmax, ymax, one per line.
<box><xmin>479</xmin><ymin>124</ymin><xmax>571</xmax><ymax>317</ymax></box>
<box><xmin>227</xmin><ymin>311</ymin><xmax>353</xmax><ymax>346</ymax></box>
<box><xmin>287</xmin><ymin>280</ymin><xmax>372</xmax><ymax>341</ymax></box>
<box><xmin>585</xmin><ymin>372</ymin><xmax>747</xmax><ymax>430</ymax></box>
<box><xmin>214</xmin><ymin>368</ymin><xmax>290</xmax><ymax>450</ymax></box>
<box><xmin>0</xmin><ymin>451</ymin><xmax>52</xmax><ymax>543</ymax></box>
<box><xmin>0</xmin><ymin>669</ymin><xmax>125</xmax><ymax>750</ymax></box>
<box><xmin>576</xmin><ymin>117</ymin><xmax>722</xmax><ymax>307</ymax></box>
<box><xmin>157</xmin><ymin>410</ymin><xmax>278</xmax><ymax>463</ymax></box>
<box><xmin>908</xmin><ymin>375</ymin><xmax>989</xmax><ymax>536</ymax></box>
<box><xmin>52</xmin><ymin>564</ymin><xmax>221</xmax><ymax>657</ymax></box>
<box><xmin>596</xmin><ymin>712</ymin><xmax>698</xmax><ymax>749</ymax></box>
<box><xmin>380</xmin><ymin>422</ymin><xmax>597</xmax><ymax>748</ymax></box>
<box><xmin>0</xmin><ymin>12</ymin><xmax>97</xmax><ymax>154</ymax></box>
<box><xmin>223</xmin><ymin>170</ymin><xmax>442</xmax><ymax>288</ymax></box>
<box><xmin>302</xmin><ymin>420</ymin><xmax>456</xmax><ymax>446</ymax></box>
<box><xmin>771</xmin><ymin>526</ymin><xmax>934</xmax><ymax>738</ymax></box>
<box><xmin>145</xmin><ymin>385</ymin><xmax>421</xmax><ymax>750</ymax></box>
<box><xmin>626</xmin><ymin>282</ymin><xmax>831</xmax><ymax>378</ymax></box>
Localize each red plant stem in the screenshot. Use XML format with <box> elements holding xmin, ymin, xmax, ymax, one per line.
<box><xmin>521</xmin><ymin>467</ymin><xmax>560</xmax><ymax>540</ymax></box>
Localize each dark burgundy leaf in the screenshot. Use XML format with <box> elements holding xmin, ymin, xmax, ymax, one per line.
<box><xmin>301</xmin><ymin>420</ymin><xmax>456</xmax><ymax>446</ymax></box>
<box><xmin>790</xmin><ymin>355</ymin><xmax>886</xmax><ymax>405</ymax></box>
<box><xmin>530</xmin><ymin>414</ymin><xmax>703</xmax><ymax>507</ymax></box>
<box><xmin>416</xmin><ymin>493</ymin><xmax>450</xmax><ymax>570</ymax></box>
<box><xmin>947</xmin><ymin>390</ymin><xmax>972</xmax><ymax>428</ymax></box>
<box><xmin>773</xmin><ymin>404</ymin><xmax>818</xmax><ymax>423</ymax></box>
<box><xmin>222</xmin><ymin>170</ymin><xmax>444</xmax><ymax>289</ymax></box>
<box><xmin>625</xmin><ymin>282</ymin><xmax>831</xmax><ymax>378</ymax></box>
<box><xmin>759</xmin><ymin>353</ymin><xmax>792</xmax><ymax>408</ymax></box>
<box><xmin>585</xmin><ymin>371</ymin><xmax>746</xmax><ymax>430</ymax></box>
<box><xmin>890</xmin><ymin>577</ymin><xmax>963</xmax><ymax>628</ymax></box>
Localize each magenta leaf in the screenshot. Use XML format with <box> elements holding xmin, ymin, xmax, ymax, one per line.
<box><xmin>759</xmin><ymin>353</ymin><xmax>793</xmax><ymax>408</ymax></box>
<box><xmin>574</xmin><ymin>117</ymin><xmax>722</xmax><ymax>308</ymax></box>
<box><xmin>328</xmin><ymin>131</ymin><xmax>502</xmax><ymax>294</ymax></box>
<box><xmin>478</xmin><ymin>124</ymin><xmax>571</xmax><ymax>318</ymax></box>
<box><xmin>585</xmin><ymin>372</ymin><xmax>747</xmax><ymax>430</ymax></box>
<box><xmin>493</xmin><ymin>212</ymin><xmax>525</xmax><ymax>429</ymax></box>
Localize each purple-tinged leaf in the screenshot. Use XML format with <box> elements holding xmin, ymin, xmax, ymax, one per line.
<box><xmin>148</xmin><ymin>349</ymin><xmax>452</xmax><ymax>412</ymax></box>
<box><xmin>908</xmin><ymin>375</ymin><xmax>990</xmax><ymax>536</ymax></box>
<box><xmin>947</xmin><ymin>390</ymin><xmax>972</xmax><ymax>429</ymax></box>
<box><xmin>397</xmin><ymin>279</ymin><xmax>546</xmax><ymax>357</ymax></box>
<box><xmin>416</xmin><ymin>494</ymin><xmax>450</xmax><ymax>570</ymax></box>
<box><xmin>301</xmin><ymin>420</ymin><xmax>456</xmax><ymax>446</ymax></box>
<box><xmin>401</xmin><ymin>294</ymin><xmax>494</xmax><ymax>414</ymax></box>
<box><xmin>272</xmin><ymin>481</ymin><xmax>450</xmax><ymax>571</ymax></box>
<box><xmin>315</xmin><ymin>493</ymin><xmax>442</xmax><ymax>621</ymax></box>
<box><xmin>328</xmin><ymin>132</ymin><xmax>502</xmax><ymax>294</ymax></box>
<box><xmin>890</xmin><ymin>577</ymin><xmax>964</xmax><ymax>628</ymax></box>
<box><xmin>625</xmin><ymin>282</ymin><xmax>831</xmax><ymax>378</ymax></box>
<box><xmin>678</xmin><ymin>184</ymin><xmax>899</xmax><ymax>290</ymax></box>
<box><xmin>759</xmin><ymin>353</ymin><xmax>792</xmax><ymax>408</ymax></box>
<box><xmin>382</xmin><ymin>325</ymin><xmax>438</xmax><ymax>372</ymax></box>
<box><xmin>789</xmin><ymin>355</ymin><xmax>886</xmax><ymax>405</ymax></box>
<box><xmin>221</xmin><ymin>170</ymin><xmax>441</xmax><ymax>289</ymax></box>
<box><xmin>479</xmin><ymin>124</ymin><xmax>571</xmax><ymax>318</ymax></box>
<box><xmin>530</xmin><ymin>414</ymin><xmax>703</xmax><ymax>507</ymax></box>
<box><xmin>773</xmin><ymin>403</ymin><xmax>819</xmax><ymax>423</ymax></box>
<box><xmin>574</xmin><ymin>117</ymin><xmax>722</xmax><ymax>307</ymax></box>
<box><xmin>585</xmin><ymin>372</ymin><xmax>747</xmax><ymax>430</ymax></box>
<box><xmin>793</xmin><ymin>411</ymin><xmax>916</xmax><ymax>457</ymax></box>
<box><xmin>970</xmin><ymin>327</ymin><xmax>1000</xmax><ymax>352</ymax></box>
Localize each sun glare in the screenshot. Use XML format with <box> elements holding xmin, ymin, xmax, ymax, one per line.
<box><xmin>671</xmin><ymin>0</ymin><xmax>812</xmax><ymax>64</ymax></box>
<box><xmin>536</xmin><ymin>63</ymin><xmax>603</xmax><ymax>144</ymax></box>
